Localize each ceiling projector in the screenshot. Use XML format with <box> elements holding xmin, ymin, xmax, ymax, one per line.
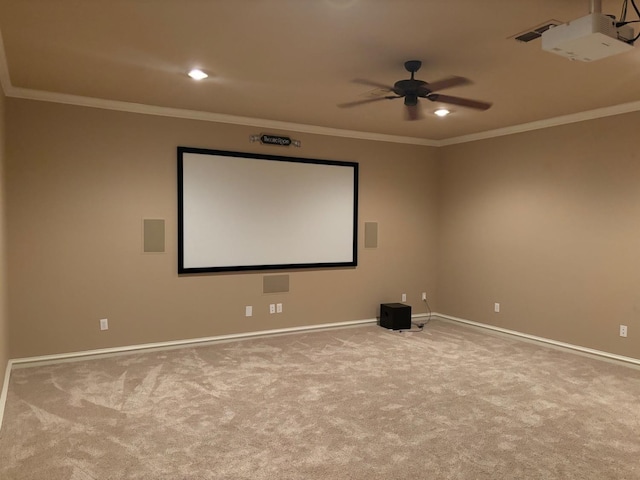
<box><xmin>542</xmin><ymin>12</ymin><xmax>635</xmax><ymax>61</ymax></box>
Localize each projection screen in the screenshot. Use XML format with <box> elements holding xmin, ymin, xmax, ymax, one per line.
<box><xmin>178</xmin><ymin>147</ymin><xmax>359</xmax><ymax>273</ymax></box>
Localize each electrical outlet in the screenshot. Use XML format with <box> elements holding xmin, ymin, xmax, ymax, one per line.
<box><xmin>269</xmin><ymin>304</ymin><xmax>276</xmax><ymax>314</ymax></box>
<box><xmin>245</xmin><ymin>306</ymin><xmax>253</xmax><ymax>317</ymax></box>
<box><xmin>422</xmin><ymin>292</ymin><xmax>427</xmax><ymax>301</ymax></box>
<box><xmin>494</xmin><ymin>303</ymin><xmax>500</xmax><ymax>313</ymax></box>
<box><xmin>401</xmin><ymin>293</ymin><xmax>407</xmax><ymax>302</ymax></box>
<box><xmin>276</xmin><ymin>303</ymin><xmax>283</xmax><ymax>313</ymax></box>
<box><xmin>99</xmin><ymin>318</ymin><xmax>109</xmax><ymax>331</ymax></box>
<box><xmin>620</xmin><ymin>325</ymin><xmax>628</xmax><ymax>337</ymax></box>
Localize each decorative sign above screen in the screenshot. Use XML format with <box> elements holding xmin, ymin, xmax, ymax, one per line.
<box><xmin>250</xmin><ymin>133</ymin><xmax>301</xmax><ymax>147</ymax></box>
<box><xmin>262</xmin><ymin>134</ymin><xmax>291</xmax><ymax>146</ymax></box>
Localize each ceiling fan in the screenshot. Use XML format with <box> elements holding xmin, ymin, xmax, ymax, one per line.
<box><xmin>338</xmin><ymin>60</ymin><xmax>492</xmax><ymax>120</ymax></box>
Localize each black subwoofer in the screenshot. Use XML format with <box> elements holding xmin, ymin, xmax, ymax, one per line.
<box><xmin>379</xmin><ymin>303</ymin><xmax>411</xmax><ymax>330</ymax></box>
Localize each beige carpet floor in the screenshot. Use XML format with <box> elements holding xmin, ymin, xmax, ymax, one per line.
<box><xmin>1</xmin><ymin>319</ymin><xmax>639</xmax><ymax>479</ymax></box>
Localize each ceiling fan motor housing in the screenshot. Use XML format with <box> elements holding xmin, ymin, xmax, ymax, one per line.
<box><xmin>394</xmin><ymin>79</ymin><xmax>429</xmax><ymax>98</ymax></box>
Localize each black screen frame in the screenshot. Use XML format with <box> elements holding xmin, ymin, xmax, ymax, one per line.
<box><xmin>177</xmin><ymin>146</ymin><xmax>359</xmax><ymax>274</ymax></box>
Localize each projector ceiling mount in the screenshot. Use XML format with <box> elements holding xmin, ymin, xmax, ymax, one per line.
<box><xmin>338</xmin><ymin>60</ymin><xmax>492</xmax><ymax>121</ymax></box>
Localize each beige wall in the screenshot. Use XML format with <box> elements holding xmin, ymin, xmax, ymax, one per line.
<box><xmin>0</xmin><ymin>89</ymin><xmax>7</xmax><ymax>386</ymax></box>
<box><xmin>6</xmin><ymin>98</ymin><xmax>439</xmax><ymax>358</ymax></box>
<box><xmin>6</xmin><ymin>96</ymin><xmax>640</xmax><ymax>362</ymax></box>
<box><xmin>437</xmin><ymin>112</ymin><xmax>640</xmax><ymax>358</ymax></box>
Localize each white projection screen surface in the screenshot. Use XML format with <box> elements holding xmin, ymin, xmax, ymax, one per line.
<box><xmin>178</xmin><ymin>147</ymin><xmax>359</xmax><ymax>273</ymax></box>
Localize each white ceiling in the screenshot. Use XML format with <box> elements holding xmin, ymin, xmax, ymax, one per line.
<box><xmin>1</xmin><ymin>0</ymin><xmax>640</xmax><ymax>145</ymax></box>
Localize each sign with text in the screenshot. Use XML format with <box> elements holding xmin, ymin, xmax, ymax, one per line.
<box><xmin>250</xmin><ymin>133</ymin><xmax>301</xmax><ymax>147</ymax></box>
<box><xmin>261</xmin><ymin>134</ymin><xmax>291</xmax><ymax>146</ymax></box>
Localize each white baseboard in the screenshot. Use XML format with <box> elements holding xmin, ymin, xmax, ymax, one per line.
<box><xmin>0</xmin><ymin>318</ymin><xmax>379</xmax><ymax>431</ymax></box>
<box><xmin>2</xmin><ymin>312</ymin><xmax>638</xmax><ymax>431</ymax></box>
<box><xmin>0</xmin><ymin>359</ymin><xmax>13</xmax><ymax>430</ymax></box>
<box><xmin>436</xmin><ymin>313</ymin><xmax>640</xmax><ymax>367</ymax></box>
<box><xmin>8</xmin><ymin>313</ymin><xmax>429</xmax><ymax>368</ymax></box>
<box><xmin>10</xmin><ymin>318</ymin><xmax>379</xmax><ymax>368</ymax></box>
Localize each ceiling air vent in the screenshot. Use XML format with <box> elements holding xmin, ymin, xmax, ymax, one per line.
<box><xmin>511</xmin><ymin>20</ymin><xmax>563</xmax><ymax>43</ymax></box>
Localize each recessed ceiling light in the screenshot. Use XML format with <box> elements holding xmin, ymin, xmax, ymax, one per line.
<box><xmin>188</xmin><ymin>69</ymin><xmax>208</xmax><ymax>80</ymax></box>
<box><xmin>434</xmin><ymin>108</ymin><xmax>450</xmax><ymax>117</ymax></box>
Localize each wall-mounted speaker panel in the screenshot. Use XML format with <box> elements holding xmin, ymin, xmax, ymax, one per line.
<box><xmin>364</xmin><ymin>222</ymin><xmax>378</xmax><ymax>248</ymax></box>
<box><xmin>143</xmin><ymin>219</ymin><xmax>165</xmax><ymax>253</ymax></box>
<box><xmin>263</xmin><ymin>275</ymin><xmax>290</xmax><ymax>294</ymax></box>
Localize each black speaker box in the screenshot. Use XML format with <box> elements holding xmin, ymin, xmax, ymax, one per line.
<box><xmin>379</xmin><ymin>303</ymin><xmax>411</xmax><ymax>330</ymax></box>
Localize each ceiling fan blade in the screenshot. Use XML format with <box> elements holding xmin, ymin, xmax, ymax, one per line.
<box><xmin>404</xmin><ymin>104</ymin><xmax>423</xmax><ymax>121</ymax></box>
<box><xmin>427</xmin><ymin>93</ymin><xmax>492</xmax><ymax>111</ymax></box>
<box><xmin>352</xmin><ymin>78</ymin><xmax>395</xmax><ymax>90</ymax></box>
<box><xmin>425</xmin><ymin>76</ymin><xmax>472</xmax><ymax>93</ymax></box>
<box><xmin>337</xmin><ymin>96</ymin><xmax>400</xmax><ymax>108</ymax></box>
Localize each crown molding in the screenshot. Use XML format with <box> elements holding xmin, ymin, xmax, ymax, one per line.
<box><xmin>0</xmin><ymin>29</ymin><xmax>438</xmax><ymax>147</ymax></box>
<box><xmin>7</xmin><ymin>86</ymin><xmax>441</xmax><ymax>147</ymax></box>
<box><xmin>1</xmin><ymin>27</ymin><xmax>640</xmax><ymax>147</ymax></box>
<box><xmin>8</xmin><ymin>83</ymin><xmax>640</xmax><ymax>148</ymax></box>
<box><xmin>440</xmin><ymin>100</ymin><xmax>640</xmax><ymax>146</ymax></box>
